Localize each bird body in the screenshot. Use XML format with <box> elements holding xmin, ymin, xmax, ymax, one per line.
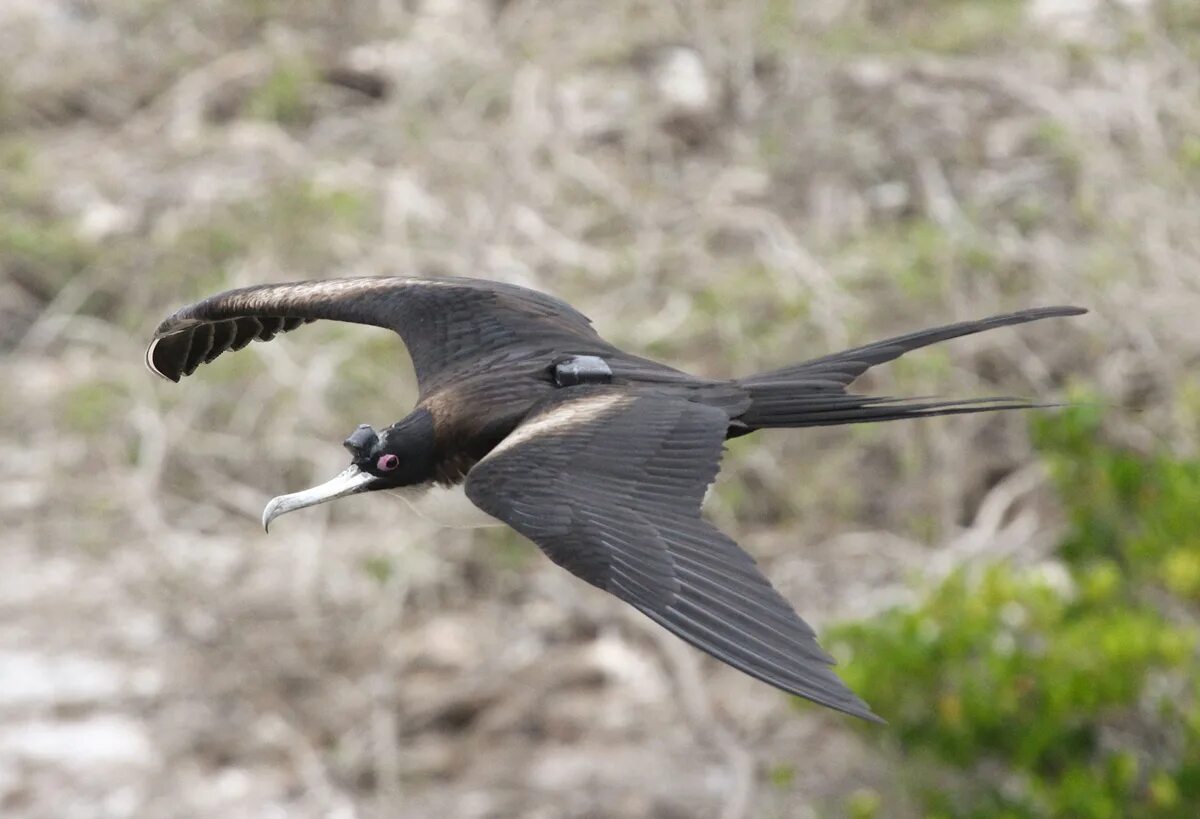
<box><xmin>148</xmin><ymin>275</ymin><xmax>1085</xmax><ymax>722</ymax></box>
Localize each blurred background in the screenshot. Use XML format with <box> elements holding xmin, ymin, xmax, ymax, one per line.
<box><xmin>1</xmin><ymin>1</ymin><xmax>1198</xmax><ymax>817</ymax></box>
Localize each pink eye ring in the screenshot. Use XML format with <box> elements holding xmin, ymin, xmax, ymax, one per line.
<box><xmin>376</xmin><ymin>453</ymin><xmax>400</xmax><ymax>472</ymax></box>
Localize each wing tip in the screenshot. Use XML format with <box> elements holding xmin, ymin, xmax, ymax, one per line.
<box><xmin>144</xmin><ymin>336</ymin><xmax>180</xmax><ymax>382</ymax></box>
<box><xmin>792</xmin><ymin>691</ymin><xmax>886</xmax><ymax>724</ymax></box>
<box><xmin>857</xmin><ymin>711</ymin><xmax>888</xmax><ymax>725</ymax></box>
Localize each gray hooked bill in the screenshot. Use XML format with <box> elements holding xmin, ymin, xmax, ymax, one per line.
<box><xmin>261</xmin><ymin>464</ymin><xmax>376</xmax><ymax>532</ymax></box>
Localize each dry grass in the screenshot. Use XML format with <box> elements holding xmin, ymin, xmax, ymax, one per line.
<box><xmin>2</xmin><ymin>1</ymin><xmax>1198</xmax><ymax>817</ymax></box>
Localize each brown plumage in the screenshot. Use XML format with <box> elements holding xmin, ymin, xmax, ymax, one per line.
<box><xmin>148</xmin><ymin>275</ymin><xmax>1085</xmax><ymax>722</ymax></box>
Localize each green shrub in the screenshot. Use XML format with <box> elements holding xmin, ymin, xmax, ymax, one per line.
<box><xmin>1033</xmin><ymin>404</ymin><xmax>1200</xmax><ymax>604</ymax></box>
<box><xmin>829</xmin><ymin>407</ymin><xmax>1200</xmax><ymax>818</ymax></box>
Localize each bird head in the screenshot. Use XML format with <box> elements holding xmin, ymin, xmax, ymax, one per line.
<box><xmin>261</xmin><ymin>412</ymin><xmax>435</xmax><ymax>531</ymax></box>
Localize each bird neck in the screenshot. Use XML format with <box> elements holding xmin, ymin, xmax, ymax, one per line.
<box><xmin>379</xmin><ymin>409</ymin><xmax>438</xmax><ymax>486</ymax></box>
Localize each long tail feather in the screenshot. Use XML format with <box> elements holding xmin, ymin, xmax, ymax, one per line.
<box><xmin>736</xmin><ymin>306</ymin><xmax>1084</xmax><ymax>430</ymax></box>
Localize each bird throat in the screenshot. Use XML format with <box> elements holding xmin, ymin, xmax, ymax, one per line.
<box><xmin>387</xmin><ymin>482</ymin><xmax>503</xmax><ymax>529</ymax></box>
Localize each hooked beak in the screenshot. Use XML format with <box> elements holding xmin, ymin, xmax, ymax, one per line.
<box><xmin>262</xmin><ymin>465</ymin><xmax>376</xmax><ymax>532</ymax></box>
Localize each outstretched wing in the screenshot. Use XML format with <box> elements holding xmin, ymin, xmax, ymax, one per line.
<box><xmin>145</xmin><ymin>276</ymin><xmax>604</xmax><ymax>392</ymax></box>
<box><xmin>465</xmin><ymin>387</ymin><xmax>881</xmax><ymax>722</ymax></box>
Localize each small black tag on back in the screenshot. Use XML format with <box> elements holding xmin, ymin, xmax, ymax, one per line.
<box><xmin>552</xmin><ymin>355</ymin><xmax>613</xmax><ymax>387</ymax></box>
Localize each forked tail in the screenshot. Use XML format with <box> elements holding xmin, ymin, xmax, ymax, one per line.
<box><xmin>735</xmin><ymin>306</ymin><xmax>1086</xmax><ymax>431</ymax></box>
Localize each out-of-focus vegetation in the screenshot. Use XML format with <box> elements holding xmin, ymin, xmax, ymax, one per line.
<box><xmin>833</xmin><ymin>405</ymin><xmax>1200</xmax><ymax>818</ymax></box>
<box><xmin>2</xmin><ymin>0</ymin><xmax>1198</xmax><ymax>817</ymax></box>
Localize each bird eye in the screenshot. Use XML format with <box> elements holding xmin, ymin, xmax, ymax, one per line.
<box><xmin>376</xmin><ymin>453</ymin><xmax>400</xmax><ymax>472</ymax></box>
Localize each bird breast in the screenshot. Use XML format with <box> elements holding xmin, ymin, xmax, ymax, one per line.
<box><xmin>388</xmin><ymin>482</ymin><xmax>504</xmax><ymax>529</ymax></box>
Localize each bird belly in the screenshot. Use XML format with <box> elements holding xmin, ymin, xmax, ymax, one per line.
<box><xmin>388</xmin><ymin>483</ymin><xmax>503</xmax><ymax>529</ymax></box>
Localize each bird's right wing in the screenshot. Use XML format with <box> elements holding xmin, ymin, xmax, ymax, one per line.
<box><xmin>465</xmin><ymin>387</ymin><xmax>881</xmax><ymax>722</ymax></box>
<box><xmin>146</xmin><ymin>276</ymin><xmax>605</xmax><ymax>393</ymax></box>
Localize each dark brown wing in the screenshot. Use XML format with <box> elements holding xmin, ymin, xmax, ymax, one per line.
<box><xmin>465</xmin><ymin>387</ymin><xmax>881</xmax><ymax>722</ymax></box>
<box><xmin>145</xmin><ymin>276</ymin><xmax>605</xmax><ymax>392</ymax></box>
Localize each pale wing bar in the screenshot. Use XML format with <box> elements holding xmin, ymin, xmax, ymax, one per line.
<box><xmin>465</xmin><ymin>388</ymin><xmax>881</xmax><ymax>722</ymax></box>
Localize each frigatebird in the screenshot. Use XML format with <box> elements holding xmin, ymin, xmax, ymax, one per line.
<box><xmin>146</xmin><ymin>276</ymin><xmax>1084</xmax><ymax>722</ymax></box>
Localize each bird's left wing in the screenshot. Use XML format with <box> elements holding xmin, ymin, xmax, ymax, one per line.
<box><xmin>465</xmin><ymin>387</ymin><xmax>881</xmax><ymax>722</ymax></box>
<box><xmin>145</xmin><ymin>276</ymin><xmax>604</xmax><ymax>392</ymax></box>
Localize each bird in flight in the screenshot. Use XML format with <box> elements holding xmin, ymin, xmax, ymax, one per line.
<box><xmin>146</xmin><ymin>276</ymin><xmax>1084</xmax><ymax>722</ymax></box>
